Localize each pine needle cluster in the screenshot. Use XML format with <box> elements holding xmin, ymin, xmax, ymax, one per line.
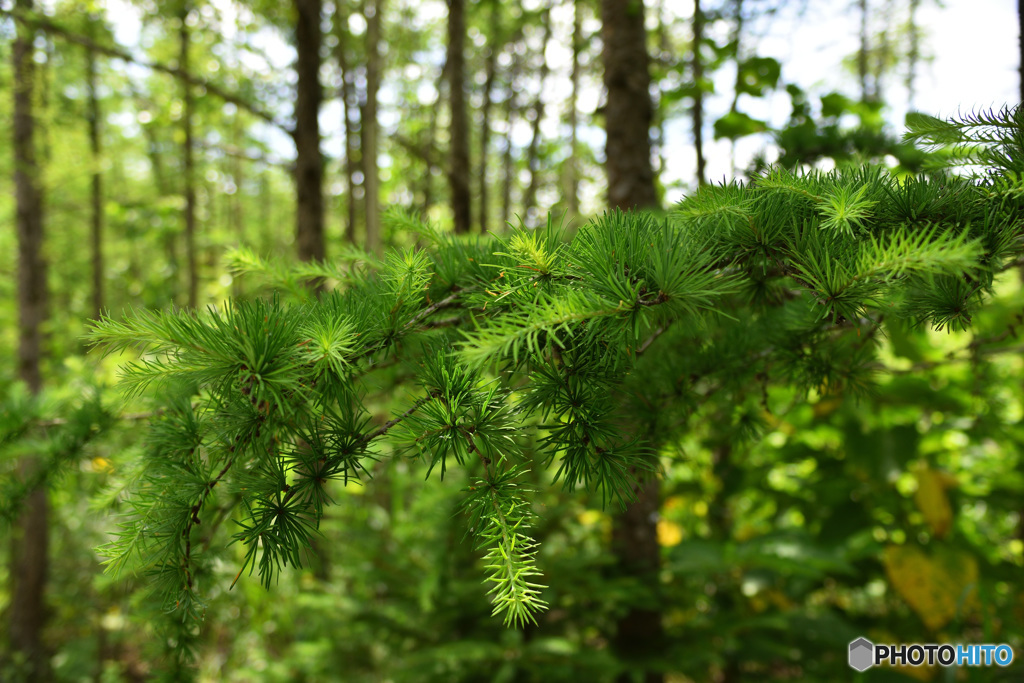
<box><xmin>87</xmin><ymin>107</ymin><xmax>1024</xmax><ymax>637</ymax></box>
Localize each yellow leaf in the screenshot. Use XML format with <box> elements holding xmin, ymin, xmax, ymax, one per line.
<box><xmin>914</xmin><ymin>465</ymin><xmax>953</xmax><ymax>538</ymax></box>
<box><xmin>577</xmin><ymin>509</ymin><xmax>603</xmax><ymax>526</ymax></box>
<box><xmin>883</xmin><ymin>545</ymin><xmax>978</xmax><ymax>631</ymax></box>
<box><xmin>90</xmin><ymin>457</ymin><xmax>113</xmax><ymax>473</ymax></box>
<box><xmin>657</xmin><ymin>520</ymin><xmax>683</xmax><ymax>547</ymax></box>
<box><xmin>663</xmin><ymin>496</ymin><xmax>685</xmax><ymax>511</ymax></box>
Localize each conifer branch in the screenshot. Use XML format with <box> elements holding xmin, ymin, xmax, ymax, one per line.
<box><xmin>360</xmin><ymin>392</ymin><xmax>440</xmax><ymax>445</ymax></box>
<box><xmin>85</xmin><ymin>105</ymin><xmax>1024</xmax><ymax>635</ymax></box>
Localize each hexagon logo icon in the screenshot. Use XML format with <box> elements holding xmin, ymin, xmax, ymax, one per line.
<box><xmin>849</xmin><ymin>637</ymin><xmax>874</xmax><ymax>671</ymax></box>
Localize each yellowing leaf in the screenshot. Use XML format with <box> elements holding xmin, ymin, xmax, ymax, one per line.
<box><xmin>663</xmin><ymin>496</ymin><xmax>685</xmax><ymax>511</ymax></box>
<box><xmin>577</xmin><ymin>510</ymin><xmax>604</xmax><ymax>526</ymax></box>
<box><xmin>90</xmin><ymin>457</ymin><xmax>113</xmax><ymax>473</ymax></box>
<box><xmin>914</xmin><ymin>466</ymin><xmax>953</xmax><ymax>538</ymax></box>
<box><xmin>883</xmin><ymin>545</ymin><xmax>978</xmax><ymax>631</ymax></box>
<box><xmin>657</xmin><ymin>520</ymin><xmax>683</xmax><ymax>547</ymax></box>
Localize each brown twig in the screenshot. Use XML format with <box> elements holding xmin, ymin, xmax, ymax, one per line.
<box><xmin>1</xmin><ymin>7</ymin><xmax>285</xmax><ymax>131</ymax></box>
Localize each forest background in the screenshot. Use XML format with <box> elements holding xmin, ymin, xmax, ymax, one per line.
<box><xmin>1</xmin><ymin>0</ymin><xmax>1024</xmax><ymax>681</ymax></box>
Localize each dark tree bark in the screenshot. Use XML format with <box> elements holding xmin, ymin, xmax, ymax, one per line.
<box><xmin>447</xmin><ymin>0</ymin><xmax>471</xmax><ymax>233</ymax></box>
<box><xmin>180</xmin><ymin>7</ymin><xmax>198</xmax><ymax>306</ymax></box>
<box><xmin>335</xmin><ymin>6</ymin><xmax>359</xmax><ymax>244</ymax></box>
<box><xmin>295</xmin><ymin>0</ymin><xmax>325</xmax><ymax>262</ymax></box>
<box><xmin>10</xmin><ymin>0</ymin><xmax>50</xmax><ymax>678</ymax></box>
<box><xmin>611</xmin><ymin>475</ymin><xmax>664</xmax><ymax>683</ymax></box>
<box><xmin>600</xmin><ymin>1</ymin><xmax>662</xmax><ymax>680</ymax></box>
<box><xmin>87</xmin><ymin>20</ymin><xmax>103</xmax><ymax>319</ymax></box>
<box><xmin>692</xmin><ymin>0</ymin><xmax>706</xmax><ymax>187</ymax></box>
<box><xmin>363</xmin><ymin>0</ymin><xmax>383</xmax><ymax>252</ymax></box>
<box><xmin>478</xmin><ymin>4</ymin><xmax>498</xmax><ymax>234</ymax></box>
<box><xmin>1019</xmin><ymin>0</ymin><xmax>1023</xmax><ymax>105</ymax></box>
<box><xmin>600</xmin><ymin>0</ymin><xmax>658</xmax><ymax>209</ymax></box>
<box><xmin>522</xmin><ymin>3</ymin><xmax>553</xmax><ymax>223</ymax></box>
<box><xmin>567</xmin><ymin>0</ymin><xmax>582</xmax><ymax>216</ymax></box>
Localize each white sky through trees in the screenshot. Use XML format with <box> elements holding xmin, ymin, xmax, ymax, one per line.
<box><xmin>103</xmin><ymin>0</ymin><xmax>1018</xmax><ymax>213</ymax></box>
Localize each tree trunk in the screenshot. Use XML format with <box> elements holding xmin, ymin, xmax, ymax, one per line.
<box><xmin>600</xmin><ymin>1</ymin><xmax>662</xmax><ymax>680</ymax></box>
<box><xmin>447</xmin><ymin>0</ymin><xmax>471</xmax><ymax>234</ymax></box>
<box><xmin>566</xmin><ymin>0</ymin><xmax>582</xmax><ymax>217</ymax></box>
<box><xmin>478</xmin><ymin>6</ymin><xmax>498</xmax><ymax>235</ymax></box>
<box><xmin>857</xmin><ymin>0</ymin><xmax>870</xmax><ymax>102</ymax></box>
<box><xmin>10</xmin><ymin>0</ymin><xmax>50</xmax><ymax>678</ymax></box>
<box><xmin>230</xmin><ymin>112</ymin><xmax>244</xmax><ymax>297</ymax></box>
<box><xmin>501</xmin><ymin>31</ymin><xmax>523</xmax><ymax>228</ymax></box>
<box><xmin>180</xmin><ymin>8</ymin><xmax>198</xmax><ymax>307</ymax></box>
<box><xmin>87</xmin><ymin>22</ymin><xmax>103</xmax><ymax>319</ymax></box>
<box><xmin>600</xmin><ymin>0</ymin><xmax>658</xmax><ymax>209</ymax></box>
<box><xmin>260</xmin><ymin>171</ymin><xmax>273</xmax><ymax>251</ymax></box>
<box><xmin>363</xmin><ymin>0</ymin><xmax>383</xmax><ymax>252</ymax></box>
<box><xmin>692</xmin><ymin>0</ymin><xmax>706</xmax><ymax>187</ymax></box>
<box><xmin>422</xmin><ymin>73</ymin><xmax>443</xmax><ymax>217</ymax></box>
<box><xmin>295</xmin><ymin>0</ymin><xmax>325</xmax><ymax>262</ymax></box>
<box><xmin>906</xmin><ymin>0</ymin><xmax>920</xmax><ymax>109</ymax></box>
<box><xmin>726</xmin><ymin>0</ymin><xmax>744</xmax><ymax>176</ymax></box>
<box><xmin>522</xmin><ymin>3</ymin><xmax>553</xmax><ymax>223</ymax></box>
<box><xmin>1018</xmin><ymin>0</ymin><xmax>1023</xmax><ymax>105</ymax></box>
<box><xmin>129</xmin><ymin>82</ymin><xmax>168</xmax><ymax>194</ymax></box>
<box><xmin>653</xmin><ymin>0</ymin><xmax>669</xmax><ymax>177</ymax></box>
<box><xmin>611</xmin><ymin>475</ymin><xmax>663</xmax><ymax>683</ymax></box>
<box><xmin>336</xmin><ymin>6</ymin><xmax>359</xmax><ymax>244</ymax></box>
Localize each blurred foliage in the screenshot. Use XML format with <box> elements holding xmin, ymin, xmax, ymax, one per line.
<box><xmin>1</xmin><ymin>0</ymin><xmax>1022</xmax><ymax>681</ymax></box>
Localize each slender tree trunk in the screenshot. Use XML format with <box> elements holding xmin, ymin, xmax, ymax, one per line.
<box><xmin>260</xmin><ymin>170</ymin><xmax>273</xmax><ymax>251</ymax></box>
<box><xmin>295</xmin><ymin>0</ymin><xmax>325</xmax><ymax>262</ymax></box>
<box><xmin>501</xmin><ymin>54</ymin><xmax>517</xmax><ymax>227</ymax></box>
<box><xmin>692</xmin><ymin>0</ymin><xmax>706</xmax><ymax>187</ymax></box>
<box><xmin>447</xmin><ymin>0</ymin><xmax>471</xmax><ymax>233</ymax></box>
<box><xmin>501</xmin><ymin>31</ymin><xmax>524</xmax><ymax>228</ymax></box>
<box><xmin>230</xmin><ymin>113</ymin><xmax>244</xmax><ymax>297</ymax></box>
<box><xmin>336</xmin><ymin>7</ymin><xmax>359</xmax><ymax>244</ymax></box>
<box><xmin>726</xmin><ymin>0</ymin><xmax>745</xmax><ymax>177</ymax></box>
<box><xmin>652</xmin><ymin>0</ymin><xmax>669</xmax><ymax>180</ymax></box>
<box><xmin>423</xmin><ymin>81</ymin><xmax>441</xmax><ymax>217</ymax></box>
<box><xmin>601</xmin><ymin>0</ymin><xmax>658</xmax><ymax>209</ymax></box>
<box><xmin>40</xmin><ymin>36</ymin><xmax>52</xmax><ymax>164</ymax></box>
<box><xmin>87</xmin><ymin>26</ymin><xmax>103</xmax><ymax>319</ymax></box>
<box><xmin>363</xmin><ymin>0</ymin><xmax>383</xmax><ymax>252</ymax></box>
<box><xmin>611</xmin><ymin>475</ymin><xmax>663</xmax><ymax>683</ymax></box>
<box><xmin>180</xmin><ymin>9</ymin><xmax>198</xmax><ymax>307</ymax></box>
<box><xmin>522</xmin><ymin>3</ymin><xmax>553</xmax><ymax>223</ymax></box>
<box><xmin>906</xmin><ymin>0</ymin><xmax>920</xmax><ymax>109</ymax></box>
<box><xmin>870</xmin><ymin>0</ymin><xmax>894</xmax><ymax>102</ymax></box>
<box><xmin>600</xmin><ymin>1</ymin><xmax>662</xmax><ymax>680</ymax></box>
<box><xmin>1018</xmin><ymin>0</ymin><xmax>1023</xmax><ymax>105</ymax></box>
<box><xmin>857</xmin><ymin>0</ymin><xmax>870</xmax><ymax>102</ymax></box>
<box><xmin>567</xmin><ymin>0</ymin><xmax>582</xmax><ymax>217</ymax></box>
<box><xmin>478</xmin><ymin>6</ymin><xmax>498</xmax><ymax>235</ymax></box>
<box><xmin>10</xmin><ymin>1</ymin><xmax>50</xmax><ymax>678</ymax></box>
<box><xmin>129</xmin><ymin>82</ymin><xmax>168</xmax><ymax>194</ymax></box>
